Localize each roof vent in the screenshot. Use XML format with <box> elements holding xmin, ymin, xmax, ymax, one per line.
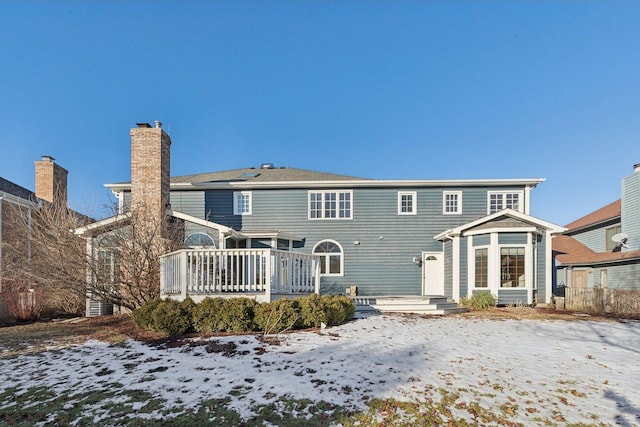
<box><xmin>260</xmin><ymin>163</ymin><xmax>275</xmax><ymax>169</ymax></box>
<box><xmin>154</xmin><ymin>121</ymin><xmax>163</xmax><ymax>129</ymax></box>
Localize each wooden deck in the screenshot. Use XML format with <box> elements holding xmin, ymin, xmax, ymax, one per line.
<box><xmin>160</xmin><ymin>248</ymin><xmax>320</xmax><ymax>303</ymax></box>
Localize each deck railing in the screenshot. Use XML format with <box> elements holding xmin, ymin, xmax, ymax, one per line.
<box><xmin>160</xmin><ymin>248</ymin><xmax>320</xmax><ymax>301</ymax></box>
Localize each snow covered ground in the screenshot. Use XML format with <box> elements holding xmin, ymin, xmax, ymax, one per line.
<box><xmin>1</xmin><ymin>312</ymin><xmax>639</xmax><ymax>425</ymax></box>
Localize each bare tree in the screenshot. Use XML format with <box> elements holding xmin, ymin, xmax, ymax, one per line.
<box><xmin>1</xmin><ymin>200</ymin><xmax>185</xmax><ymax>317</ymax></box>
<box><xmin>1</xmin><ymin>200</ymin><xmax>89</xmax><ymax>318</ymax></box>
<box><xmin>85</xmin><ymin>206</ymin><xmax>184</xmax><ymax>311</ymax></box>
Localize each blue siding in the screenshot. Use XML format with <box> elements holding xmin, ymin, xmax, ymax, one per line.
<box><xmin>171</xmin><ymin>191</ymin><xmax>205</xmax><ymax>218</ymax></box>
<box><xmin>497</xmin><ymin>289</ymin><xmax>529</xmax><ymax>305</ymax></box>
<box><xmin>196</xmin><ymin>186</ymin><xmax>527</xmax><ymax>296</ymax></box>
<box><xmin>473</xmin><ymin>235</ymin><xmax>490</xmax><ymax>246</ymax></box>
<box><xmin>114</xmin><ymin>182</ymin><xmax>538</xmax><ymax>297</ymax></box>
<box><xmin>536</xmin><ymin>234</ymin><xmax>547</xmax><ymax>302</ymax></box>
<box><xmin>459</xmin><ymin>236</ymin><xmax>468</xmax><ymax>297</ymax></box>
<box><xmin>498</xmin><ymin>233</ymin><xmax>527</xmax><ymax>245</ymax></box>
<box><xmin>443</xmin><ymin>240</ymin><xmax>453</xmax><ymax>298</ymax></box>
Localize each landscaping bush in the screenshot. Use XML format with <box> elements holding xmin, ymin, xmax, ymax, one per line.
<box><xmin>298</xmin><ymin>294</ymin><xmax>355</xmax><ymax>328</ymax></box>
<box><xmin>222</xmin><ymin>298</ymin><xmax>258</xmax><ymax>332</ymax></box>
<box><xmin>297</xmin><ymin>294</ymin><xmax>326</xmax><ymax>328</ymax></box>
<box><xmin>133</xmin><ymin>294</ymin><xmax>355</xmax><ymax>337</ymax></box>
<box><xmin>324</xmin><ymin>295</ymin><xmax>355</xmax><ymax>325</ymax></box>
<box><xmin>254</xmin><ymin>298</ymin><xmax>301</xmax><ymax>333</ymax></box>
<box><xmin>192</xmin><ymin>297</ymin><xmax>227</xmax><ymax>333</ymax></box>
<box><xmin>131</xmin><ymin>298</ymin><xmax>163</xmax><ymax>330</ymax></box>
<box><xmin>150</xmin><ymin>299</ymin><xmax>193</xmax><ymax>336</ymax></box>
<box><xmin>460</xmin><ymin>292</ymin><xmax>496</xmax><ymax>311</ymax></box>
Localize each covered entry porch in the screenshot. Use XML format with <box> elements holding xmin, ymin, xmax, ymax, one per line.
<box><xmin>160</xmin><ymin>248</ymin><xmax>320</xmax><ymax>303</ymax></box>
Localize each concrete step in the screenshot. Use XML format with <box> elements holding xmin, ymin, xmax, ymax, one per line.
<box><xmin>352</xmin><ymin>295</ymin><xmax>467</xmax><ymax>315</ymax></box>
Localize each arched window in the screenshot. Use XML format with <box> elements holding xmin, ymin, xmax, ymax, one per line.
<box><xmin>184</xmin><ymin>232</ymin><xmax>215</xmax><ymax>248</ymax></box>
<box><xmin>313</xmin><ymin>240</ymin><xmax>343</xmax><ymax>276</ymax></box>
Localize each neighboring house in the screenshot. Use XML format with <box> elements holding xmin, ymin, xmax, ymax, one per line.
<box><xmin>0</xmin><ymin>156</ymin><xmax>69</xmax><ymax>320</ymax></box>
<box><xmin>78</xmin><ymin>122</ymin><xmax>565</xmax><ymax>315</ymax></box>
<box><xmin>553</xmin><ymin>164</ymin><xmax>640</xmax><ymax>291</ymax></box>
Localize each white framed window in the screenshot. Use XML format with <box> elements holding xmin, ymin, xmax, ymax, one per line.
<box><xmin>605</xmin><ymin>225</ymin><xmax>622</xmax><ymax>251</ymax></box>
<box><xmin>474</xmin><ymin>247</ymin><xmax>488</xmax><ymax>288</ymax></box>
<box><xmin>308</xmin><ymin>190</ymin><xmax>352</xmax><ymax>220</ymax></box>
<box><xmin>313</xmin><ymin>240</ymin><xmax>344</xmax><ymax>276</ymax></box>
<box><xmin>233</xmin><ymin>191</ymin><xmax>252</xmax><ymax>215</ymax></box>
<box><xmin>398</xmin><ymin>191</ymin><xmax>417</xmax><ymax>215</ymax></box>
<box><xmin>184</xmin><ymin>232</ymin><xmax>215</xmax><ymax>248</ymax></box>
<box><xmin>97</xmin><ymin>249</ymin><xmax>120</xmax><ymax>285</ymax></box>
<box><xmin>443</xmin><ymin>191</ymin><xmax>462</xmax><ymax>215</ymax></box>
<box><xmin>487</xmin><ymin>191</ymin><xmax>523</xmax><ymax>214</ymax></box>
<box><xmin>500</xmin><ymin>247</ymin><xmax>526</xmax><ymax>288</ymax></box>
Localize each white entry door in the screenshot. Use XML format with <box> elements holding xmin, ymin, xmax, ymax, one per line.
<box><xmin>422</xmin><ymin>252</ymin><xmax>444</xmax><ymax>296</ymax></box>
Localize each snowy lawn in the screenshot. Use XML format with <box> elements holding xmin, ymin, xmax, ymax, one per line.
<box><xmin>1</xmin><ymin>312</ymin><xmax>639</xmax><ymax>426</ymax></box>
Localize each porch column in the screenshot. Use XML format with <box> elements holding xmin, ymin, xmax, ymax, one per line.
<box><xmin>452</xmin><ymin>235</ymin><xmax>460</xmax><ymax>301</ymax></box>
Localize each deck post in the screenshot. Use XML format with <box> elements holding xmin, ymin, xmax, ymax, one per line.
<box><xmin>180</xmin><ymin>250</ymin><xmax>188</xmax><ymax>301</ymax></box>
<box><xmin>314</xmin><ymin>258</ymin><xmax>320</xmax><ymax>295</ymax></box>
<box><xmin>265</xmin><ymin>253</ymin><xmax>272</xmax><ymax>302</ymax></box>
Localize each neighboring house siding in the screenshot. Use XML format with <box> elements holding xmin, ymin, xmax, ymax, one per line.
<box><xmin>622</xmin><ymin>171</ymin><xmax>640</xmax><ymax>251</ymax></box>
<box><xmin>555</xmin><ymin>263</ymin><xmax>640</xmax><ymax>290</ymax></box>
<box><xmin>596</xmin><ymin>263</ymin><xmax>640</xmax><ymax>289</ymax></box>
<box><xmin>569</xmin><ymin>226</ymin><xmax>613</xmax><ymax>253</ymax></box>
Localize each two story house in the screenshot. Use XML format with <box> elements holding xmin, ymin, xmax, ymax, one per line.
<box><xmin>79</xmin><ymin>122</ymin><xmax>564</xmax><ymax>315</ymax></box>
<box><xmin>553</xmin><ymin>164</ymin><xmax>640</xmax><ymax>291</ymax></box>
<box><xmin>0</xmin><ymin>156</ymin><xmax>69</xmax><ymax>320</ymax></box>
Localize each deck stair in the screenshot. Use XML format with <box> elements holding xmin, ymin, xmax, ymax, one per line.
<box><xmin>352</xmin><ymin>296</ymin><xmax>466</xmax><ymax>315</ymax></box>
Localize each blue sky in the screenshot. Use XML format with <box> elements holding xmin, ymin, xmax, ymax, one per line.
<box><xmin>1</xmin><ymin>1</ymin><xmax>638</xmax><ymax>224</ymax></box>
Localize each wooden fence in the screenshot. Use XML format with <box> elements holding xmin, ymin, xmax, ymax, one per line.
<box><xmin>564</xmin><ymin>288</ymin><xmax>640</xmax><ymax>316</ymax></box>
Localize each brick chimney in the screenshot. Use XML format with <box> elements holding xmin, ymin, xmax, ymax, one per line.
<box><xmin>130</xmin><ymin>121</ymin><xmax>171</xmax><ymax>231</ymax></box>
<box><xmin>34</xmin><ymin>155</ymin><xmax>68</xmax><ymax>206</ymax></box>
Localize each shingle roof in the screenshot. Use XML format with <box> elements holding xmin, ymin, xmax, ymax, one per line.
<box><xmin>553</xmin><ymin>234</ymin><xmax>640</xmax><ymax>265</ymax></box>
<box><xmin>171</xmin><ymin>166</ymin><xmax>369</xmax><ymax>184</ymax></box>
<box><xmin>565</xmin><ymin>199</ymin><xmax>621</xmax><ymax>231</ymax></box>
<box><xmin>0</xmin><ymin>176</ymin><xmax>35</xmax><ymax>200</ymax></box>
